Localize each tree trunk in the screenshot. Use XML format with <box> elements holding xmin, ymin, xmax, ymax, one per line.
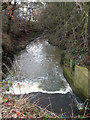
<box><xmin>7</xmin><ymin>2</ymin><xmax>16</xmax><ymax>34</ymax></box>
<box><xmin>7</xmin><ymin>16</ymin><xmax>11</xmax><ymax>34</ymax></box>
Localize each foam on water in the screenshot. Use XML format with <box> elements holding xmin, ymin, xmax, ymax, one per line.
<box><xmin>5</xmin><ymin>40</ymin><xmax>72</xmax><ymax>95</ymax></box>
<box><xmin>6</xmin><ymin>80</ymin><xmax>72</xmax><ymax>95</ymax></box>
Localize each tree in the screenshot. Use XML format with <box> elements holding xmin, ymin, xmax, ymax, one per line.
<box><xmin>2</xmin><ymin>1</ymin><xmax>16</xmax><ymax>34</ymax></box>
<box><xmin>39</xmin><ymin>2</ymin><xmax>89</xmax><ymax>51</ymax></box>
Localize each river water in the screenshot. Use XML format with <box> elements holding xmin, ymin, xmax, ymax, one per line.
<box><xmin>5</xmin><ymin>37</ymin><xmax>83</xmax><ymax>115</ymax></box>
<box><xmin>6</xmin><ymin>37</ymin><xmax>72</xmax><ymax>94</ymax></box>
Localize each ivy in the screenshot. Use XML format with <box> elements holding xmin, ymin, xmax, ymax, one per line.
<box><xmin>60</xmin><ymin>51</ymin><xmax>66</xmax><ymax>65</ymax></box>
<box><xmin>72</xmin><ymin>60</ymin><xmax>77</xmax><ymax>71</ymax></box>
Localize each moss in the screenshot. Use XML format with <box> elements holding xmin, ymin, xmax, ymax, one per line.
<box><xmin>60</xmin><ymin>51</ymin><xmax>66</xmax><ymax>65</ymax></box>
<box><xmin>63</xmin><ymin>66</ymin><xmax>74</xmax><ymax>87</ymax></box>
<box><xmin>75</xmin><ymin>65</ymin><xmax>88</xmax><ymax>77</ymax></box>
<box><xmin>75</xmin><ymin>65</ymin><xmax>88</xmax><ymax>99</ymax></box>
<box><xmin>62</xmin><ymin>61</ymin><xmax>89</xmax><ymax>100</ymax></box>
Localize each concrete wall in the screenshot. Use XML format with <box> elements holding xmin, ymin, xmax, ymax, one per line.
<box><xmin>62</xmin><ymin>59</ymin><xmax>89</xmax><ymax>100</ymax></box>
<box><xmin>74</xmin><ymin>65</ymin><xmax>88</xmax><ymax>99</ymax></box>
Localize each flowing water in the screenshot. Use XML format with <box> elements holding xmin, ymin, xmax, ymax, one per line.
<box><xmin>5</xmin><ymin>37</ymin><xmax>83</xmax><ymax>115</ymax></box>
<box><xmin>6</xmin><ymin>37</ymin><xmax>72</xmax><ymax>94</ymax></box>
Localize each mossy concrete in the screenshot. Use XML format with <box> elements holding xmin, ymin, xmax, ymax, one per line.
<box><xmin>62</xmin><ymin>61</ymin><xmax>89</xmax><ymax>100</ymax></box>
<box><xmin>74</xmin><ymin>65</ymin><xmax>88</xmax><ymax>99</ymax></box>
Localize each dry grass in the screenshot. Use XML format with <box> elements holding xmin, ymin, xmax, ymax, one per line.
<box><xmin>2</xmin><ymin>93</ymin><xmax>60</xmax><ymax>119</ymax></box>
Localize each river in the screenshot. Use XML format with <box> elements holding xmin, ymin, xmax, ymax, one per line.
<box><xmin>6</xmin><ymin>37</ymin><xmax>72</xmax><ymax>94</ymax></box>
<box><xmin>5</xmin><ymin>37</ymin><xmax>83</xmax><ymax>115</ymax></box>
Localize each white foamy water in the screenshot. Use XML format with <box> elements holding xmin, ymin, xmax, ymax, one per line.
<box><xmin>5</xmin><ymin>40</ymin><xmax>72</xmax><ymax>95</ymax></box>
<box><xmin>6</xmin><ymin>80</ymin><xmax>72</xmax><ymax>95</ymax></box>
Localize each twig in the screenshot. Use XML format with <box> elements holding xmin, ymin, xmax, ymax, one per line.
<box><xmin>48</xmin><ymin>97</ymin><xmax>53</xmax><ymax>112</ymax></box>
<box><xmin>35</xmin><ymin>104</ymin><xmax>59</xmax><ymax>118</ymax></box>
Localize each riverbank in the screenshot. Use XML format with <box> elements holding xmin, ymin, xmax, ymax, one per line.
<box><xmin>2</xmin><ymin>92</ymin><xmax>87</xmax><ymax>119</ymax></box>
<box><xmin>2</xmin><ymin>36</ymin><xmax>89</xmax><ymax>119</ymax></box>
<box><xmin>43</xmin><ymin>33</ymin><xmax>89</xmax><ymax>100</ymax></box>
<box><xmin>2</xmin><ymin>30</ymin><xmax>42</xmax><ymax>78</ymax></box>
<box><xmin>62</xmin><ymin>60</ymin><xmax>89</xmax><ymax>100</ymax></box>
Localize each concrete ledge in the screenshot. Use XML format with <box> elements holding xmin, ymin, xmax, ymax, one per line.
<box><xmin>75</xmin><ymin>65</ymin><xmax>88</xmax><ymax>99</ymax></box>
<box><xmin>75</xmin><ymin>65</ymin><xmax>88</xmax><ymax>77</ymax></box>
<box><xmin>62</xmin><ymin>62</ymin><xmax>89</xmax><ymax>100</ymax></box>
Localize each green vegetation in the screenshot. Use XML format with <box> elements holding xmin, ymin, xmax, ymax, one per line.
<box><xmin>60</xmin><ymin>50</ymin><xmax>66</xmax><ymax>65</ymax></box>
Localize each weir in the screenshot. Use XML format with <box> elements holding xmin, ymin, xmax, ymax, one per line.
<box><xmin>4</xmin><ymin>37</ymin><xmax>85</xmax><ymax>115</ymax></box>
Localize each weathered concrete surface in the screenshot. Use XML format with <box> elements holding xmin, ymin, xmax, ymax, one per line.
<box><xmin>75</xmin><ymin>65</ymin><xmax>88</xmax><ymax>99</ymax></box>
<box><xmin>63</xmin><ymin>62</ymin><xmax>89</xmax><ymax>100</ymax></box>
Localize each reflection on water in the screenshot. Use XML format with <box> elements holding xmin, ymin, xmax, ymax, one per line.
<box><xmin>6</xmin><ymin>38</ymin><xmax>72</xmax><ymax>94</ymax></box>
